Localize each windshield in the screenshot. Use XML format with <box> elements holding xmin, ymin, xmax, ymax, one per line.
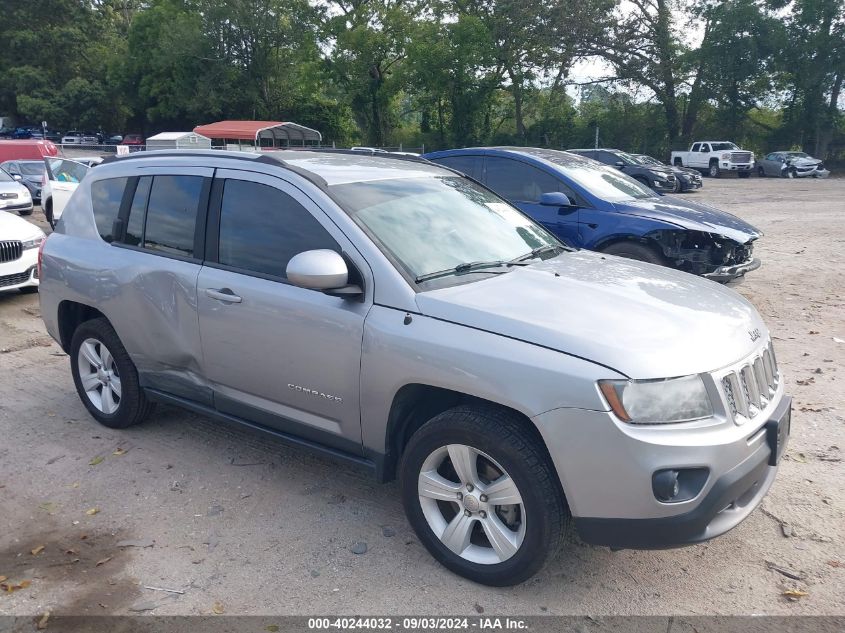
<box><xmin>633</xmin><ymin>155</ymin><xmax>662</xmax><ymax>167</ymax></box>
<box><xmin>0</xmin><ymin>169</ymin><xmax>12</xmax><ymax>183</ymax></box>
<box><xmin>556</xmin><ymin>161</ymin><xmax>656</xmax><ymax>201</ymax></box>
<box><xmin>19</xmin><ymin>163</ymin><xmax>44</xmax><ymax>176</ymax></box>
<box><xmin>330</xmin><ymin>176</ymin><xmax>560</xmax><ymax>282</ymax></box>
<box><xmin>710</xmin><ymin>143</ymin><xmax>739</xmax><ymax>151</ymax></box>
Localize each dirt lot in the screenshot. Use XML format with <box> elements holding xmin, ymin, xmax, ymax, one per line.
<box><xmin>0</xmin><ymin>176</ymin><xmax>843</xmax><ymax>617</ymax></box>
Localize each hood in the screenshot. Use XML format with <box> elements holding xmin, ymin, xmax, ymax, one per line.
<box><xmin>416</xmin><ymin>251</ymin><xmax>767</xmax><ymax>379</ymax></box>
<box><xmin>612</xmin><ymin>196</ymin><xmax>761</xmax><ymax>243</ymax></box>
<box><xmin>639</xmin><ymin>164</ymin><xmax>674</xmax><ymax>176</ymax></box>
<box><xmin>0</xmin><ymin>207</ymin><xmax>43</xmax><ymax>240</ymax></box>
<box><xmin>786</xmin><ymin>156</ymin><xmax>821</xmax><ymax>167</ymax></box>
<box><xmin>0</xmin><ymin>181</ymin><xmax>31</xmax><ymax>197</ymax></box>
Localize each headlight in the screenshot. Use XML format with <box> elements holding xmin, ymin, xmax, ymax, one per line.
<box><xmin>22</xmin><ymin>236</ymin><xmax>45</xmax><ymax>250</ymax></box>
<box><xmin>721</xmin><ymin>153</ymin><xmax>730</xmax><ymax>159</ymax></box>
<box><xmin>598</xmin><ymin>375</ymin><xmax>713</xmax><ymax>424</ymax></box>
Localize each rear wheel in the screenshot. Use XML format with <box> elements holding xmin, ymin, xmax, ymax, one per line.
<box><xmin>70</xmin><ymin>317</ymin><xmax>154</xmax><ymax>429</ymax></box>
<box><xmin>601</xmin><ymin>241</ymin><xmax>665</xmax><ymax>266</ymax></box>
<box><xmin>708</xmin><ymin>160</ymin><xmax>721</xmax><ymax>178</ymax></box>
<box><xmin>400</xmin><ymin>405</ymin><xmax>567</xmax><ymax>586</ymax></box>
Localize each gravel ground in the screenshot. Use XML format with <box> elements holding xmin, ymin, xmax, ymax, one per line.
<box><xmin>0</xmin><ymin>176</ymin><xmax>843</xmax><ymax>617</ymax></box>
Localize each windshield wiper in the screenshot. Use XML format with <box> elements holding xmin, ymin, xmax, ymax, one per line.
<box><xmin>509</xmin><ymin>244</ymin><xmax>566</xmax><ymax>263</ymax></box>
<box><xmin>415</xmin><ymin>261</ymin><xmax>510</xmax><ymax>283</ymax></box>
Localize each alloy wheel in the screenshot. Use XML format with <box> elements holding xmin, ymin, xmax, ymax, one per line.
<box><xmin>417</xmin><ymin>444</ymin><xmax>526</xmax><ymax>565</ymax></box>
<box><xmin>77</xmin><ymin>337</ymin><xmax>122</xmax><ymax>414</ymax></box>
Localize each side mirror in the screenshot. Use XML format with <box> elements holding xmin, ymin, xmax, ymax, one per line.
<box><xmin>539</xmin><ymin>192</ymin><xmax>574</xmax><ymax>207</ymax></box>
<box><xmin>286</xmin><ymin>249</ymin><xmax>362</xmax><ymax>298</ymax></box>
<box><xmin>615</xmin><ymin>161</ymin><xmax>625</xmax><ymax>168</ymax></box>
<box><xmin>12</xmin><ymin>174</ymin><xmax>22</xmax><ymax>181</ymax></box>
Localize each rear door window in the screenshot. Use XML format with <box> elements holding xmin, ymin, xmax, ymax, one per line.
<box><xmin>124</xmin><ymin>176</ymin><xmax>152</xmax><ymax>246</ymax></box>
<box><xmin>142</xmin><ymin>175</ymin><xmax>204</xmax><ymax>257</ymax></box>
<box><xmin>90</xmin><ymin>177</ymin><xmax>129</xmax><ymax>242</ymax></box>
<box><xmin>431</xmin><ymin>156</ymin><xmax>482</xmax><ymax>180</ymax></box>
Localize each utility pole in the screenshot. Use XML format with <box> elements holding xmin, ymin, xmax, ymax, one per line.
<box><xmin>594</xmin><ymin>126</ymin><xmax>599</xmax><ymax>149</ymax></box>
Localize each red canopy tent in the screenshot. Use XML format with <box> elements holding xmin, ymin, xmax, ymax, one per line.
<box><xmin>192</xmin><ymin>120</ymin><xmax>322</xmax><ymax>148</ymax></box>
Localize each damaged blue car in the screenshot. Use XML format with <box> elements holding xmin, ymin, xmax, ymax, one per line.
<box><xmin>424</xmin><ymin>147</ymin><xmax>761</xmax><ymax>282</ymax></box>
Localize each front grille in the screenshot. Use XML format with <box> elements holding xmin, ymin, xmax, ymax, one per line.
<box><xmin>0</xmin><ymin>270</ymin><xmax>31</xmax><ymax>288</ymax></box>
<box><xmin>0</xmin><ymin>240</ymin><xmax>23</xmax><ymax>263</ymax></box>
<box><xmin>721</xmin><ymin>341</ymin><xmax>779</xmax><ymax>423</ymax></box>
<box><xmin>730</xmin><ymin>152</ymin><xmax>753</xmax><ymax>163</ymax></box>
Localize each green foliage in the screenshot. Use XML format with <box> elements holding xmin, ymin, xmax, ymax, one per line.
<box><xmin>1</xmin><ymin>0</ymin><xmax>842</xmax><ymax>158</ymax></box>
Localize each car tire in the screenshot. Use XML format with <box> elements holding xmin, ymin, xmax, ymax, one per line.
<box><xmin>708</xmin><ymin>160</ymin><xmax>721</xmax><ymax>178</ymax></box>
<box><xmin>18</xmin><ymin>208</ymin><xmax>33</xmax><ymax>216</ymax></box>
<box><xmin>601</xmin><ymin>241</ymin><xmax>665</xmax><ymax>266</ymax></box>
<box><xmin>400</xmin><ymin>405</ymin><xmax>568</xmax><ymax>586</ymax></box>
<box><xmin>758</xmin><ymin>166</ymin><xmax>765</xmax><ymax>177</ymax></box>
<box><xmin>70</xmin><ymin>317</ymin><xmax>155</xmax><ymax>429</ymax></box>
<box><xmin>788</xmin><ymin>167</ymin><xmax>797</xmax><ymax>179</ymax></box>
<box><xmin>44</xmin><ymin>199</ymin><xmax>54</xmax><ymax>228</ymax></box>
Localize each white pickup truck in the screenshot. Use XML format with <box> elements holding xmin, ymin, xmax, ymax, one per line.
<box><xmin>671</xmin><ymin>142</ymin><xmax>755</xmax><ymax>178</ymax></box>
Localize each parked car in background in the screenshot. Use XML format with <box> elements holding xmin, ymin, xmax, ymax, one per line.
<box><xmin>671</xmin><ymin>142</ymin><xmax>754</xmax><ymax>178</ymax></box>
<box><xmin>12</xmin><ymin>127</ymin><xmax>43</xmax><ymax>140</ymax></box>
<box><xmin>0</xmin><ymin>160</ymin><xmax>46</xmax><ymax>202</ymax></box>
<box><xmin>39</xmin><ymin>148</ymin><xmax>790</xmax><ymax>585</ymax></box>
<box><xmin>0</xmin><ymin>208</ymin><xmax>44</xmax><ymax>293</ymax></box>
<box><xmin>106</xmin><ymin>134</ymin><xmax>123</xmax><ymax>144</ymax></box>
<box><xmin>757</xmin><ymin>151</ymin><xmax>830</xmax><ymax>179</ymax></box>
<box><xmin>0</xmin><ymin>167</ymin><xmax>34</xmax><ymax>215</ymax></box>
<box><xmin>632</xmin><ymin>154</ymin><xmax>702</xmax><ymax>192</ymax></box>
<box><xmin>424</xmin><ymin>147</ymin><xmax>762</xmax><ymax>281</ymax></box>
<box><xmin>121</xmin><ymin>134</ymin><xmax>144</xmax><ymax>146</ymax></box>
<box><xmin>42</xmin><ymin>157</ymin><xmax>92</xmax><ymax>227</ymax></box>
<box><xmin>0</xmin><ymin>139</ymin><xmax>59</xmax><ymax>162</ymax></box>
<box><xmin>567</xmin><ymin>148</ymin><xmax>676</xmax><ymax>193</ymax></box>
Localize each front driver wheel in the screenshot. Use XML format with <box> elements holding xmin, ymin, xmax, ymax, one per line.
<box><xmin>709</xmin><ymin>161</ymin><xmax>721</xmax><ymax>178</ymax></box>
<box><xmin>758</xmin><ymin>166</ymin><xmax>766</xmax><ymax>177</ymax></box>
<box><xmin>601</xmin><ymin>241</ymin><xmax>665</xmax><ymax>266</ymax></box>
<box><xmin>70</xmin><ymin>317</ymin><xmax>155</xmax><ymax>428</ymax></box>
<box><xmin>400</xmin><ymin>406</ymin><xmax>567</xmax><ymax>586</ymax></box>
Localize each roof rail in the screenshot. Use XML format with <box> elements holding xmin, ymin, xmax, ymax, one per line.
<box><xmin>98</xmin><ymin>148</ymin><xmax>330</xmax><ymax>189</ymax></box>
<box><xmin>273</xmin><ymin>147</ymin><xmax>432</xmax><ymax>165</ymax></box>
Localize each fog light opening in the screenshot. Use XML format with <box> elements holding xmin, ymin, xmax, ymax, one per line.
<box><xmin>652</xmin><ymin>467</ymin><xmax>710</xmax><ymax>503</ymax></box>
<box><xmin>653</xmin><ymin>470</ymin><xmax>680</xmax><ymax>502</ymax></box>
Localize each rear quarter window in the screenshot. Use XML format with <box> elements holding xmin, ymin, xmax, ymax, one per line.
<box><xmin>90</xmin><ymin>177</ymin><xmax>129</xmax><ymax>242</ymax></box>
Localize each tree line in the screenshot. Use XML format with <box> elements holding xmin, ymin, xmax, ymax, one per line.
<box><xmin>1</xmin><ymin>0</ymin><xmax>843</xmax><ymax>159</ymax></box>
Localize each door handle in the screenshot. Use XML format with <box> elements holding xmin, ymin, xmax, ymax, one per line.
<box><xmin>205</xmin><ymin>288</ymin><xmax>242</xmax><ymax>303</ymax></box>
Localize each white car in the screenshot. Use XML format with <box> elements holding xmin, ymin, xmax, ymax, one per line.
<box><xmin>0</xmin><ymin>209</ymin><xmax>44</xmax><ymax>293</ymax></box>
<box><xmin>61</xmin><ymin>131</ymin><xmax>84</xmax><ymax>145</ymax></box>
<box><xmin>42</xmin><ymin>157</ymin><xmax>92</xmax><ymax>228</ymax></box>
<box><xmin>0</xmin><ymin>167</ymin><xmax>33</xmax><ymax>215</ymax></box>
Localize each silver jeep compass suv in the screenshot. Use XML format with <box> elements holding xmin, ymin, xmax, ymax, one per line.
<box><xmin>39</xmin><ymin>150</ymin><xmax>791</xmax><ymax>586</ymax></box>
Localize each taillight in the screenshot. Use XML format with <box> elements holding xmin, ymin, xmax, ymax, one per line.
<box><xmin>37</xmin><ymin>235</ymin><xmax>48</xmax><ymax>279</ymax></box>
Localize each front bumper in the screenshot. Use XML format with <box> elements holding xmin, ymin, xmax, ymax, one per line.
<box><xmin>721</xmin><ymin>162</ymin><xmax>753</xmax><ymax>171</ymax></box>
<box><xmin>703</xmin><ymin>257</ymin><xmax>761</xmax><ymax>282</ymax></box>
<box><xmin>0</xmin><ymin>250</ymin><xmax>39</xmax><ymax>291</ymax></box>
<box><xmin>1</xmin><ymin>201</ymin><xmax>34</xmax><ymax>214</ymax></box>
<box><xmin>574</xmin><ymin>396</ymin><xmax>790</xmax><ymax>548</ymax></box>
<box><xmin>532</xmin><ymin>353</ymin><xmax>789</xmax><ymax>550</ymax></box>
<box><xmin>793</xmin><ymin>168</ymin><xmax>830</xmax><ymax>179</ymax></box>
